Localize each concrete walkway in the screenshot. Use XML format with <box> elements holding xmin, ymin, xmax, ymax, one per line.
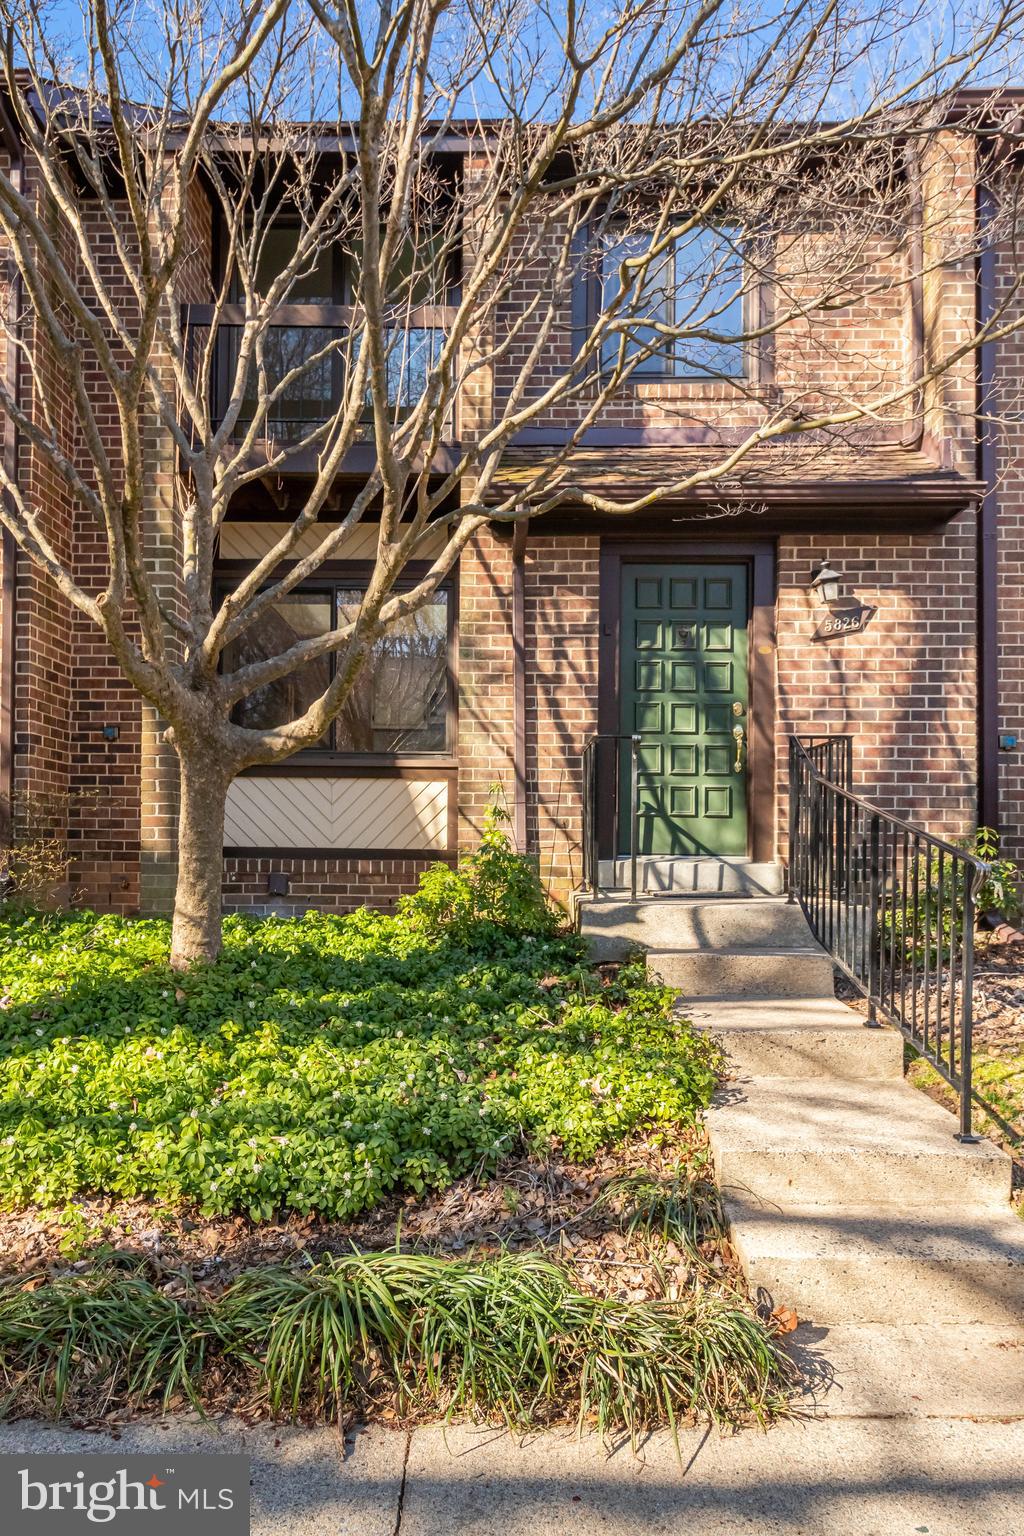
<box><xmin>1</xmin><ymin>1416</ymin><xmax>1023</xmax><ymax>1535</ymax></box>
<box><xmin>582</xmin><ymin>887</ymin><xmax>1024</xmax><ymax>1418</ymax></box>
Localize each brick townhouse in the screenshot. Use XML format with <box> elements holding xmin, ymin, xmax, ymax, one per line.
<box><xmin>0</xmin><ymin>92</ymin><xmax>1022</xmax><ymax>916</ymax></box>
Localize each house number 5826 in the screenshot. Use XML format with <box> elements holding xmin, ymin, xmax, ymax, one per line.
<box><xmin>811</xmin><ymin>604</ymin><xmax>875</xmax><ymax>642</ymax></box>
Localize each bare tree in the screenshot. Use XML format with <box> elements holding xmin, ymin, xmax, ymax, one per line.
<box><xmin>0</xmin><ymin>0</ymin><xmax>1022</xmax><ymax>964</ymax></box>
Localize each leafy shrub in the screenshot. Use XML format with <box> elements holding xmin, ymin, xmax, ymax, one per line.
<box><xmin>399</xmin><ymin>802</ymin><xmax>559</xmax><ymax>940</ymax></box>
<box><xmin>967</xmin><ymin>826</ymin><xmax>1023</xmax><ymax>921</ymax></box>
<box><xmin>881</xmin><ymin>826</ymin><xmax>1024</xmax><ymax>967</ymax></box>
<box><xmin>0</xmin><ymin>832</ymin><xmax>719</xmax><ymax>1221</ymax></box>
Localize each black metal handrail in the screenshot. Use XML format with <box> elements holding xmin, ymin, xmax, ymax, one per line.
<box><xmin>788</xmin><ymin>734</ymin><xmax>988</xmax><ymax>1142</ymax></box>
<box><xmin>581</xmin><ymin>733</ymin><xmax>642</xmax><ymax>900</ymax></box>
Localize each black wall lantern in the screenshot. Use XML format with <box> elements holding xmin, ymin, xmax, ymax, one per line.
<box><xmin>810</xmin><ymin>561</ymin><xmax>844</xmax><ymax>608</ymax></box>
<box><xmin>809</xmin><ymin>559</ymin><xmax>876</xmax><ymax>642</ymax></box>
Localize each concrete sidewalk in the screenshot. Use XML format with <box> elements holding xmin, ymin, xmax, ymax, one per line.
<box><xmin>1</xmin><ymin>1416</ymin><xmax>1022</xmax><ymax>1535</ymax></box>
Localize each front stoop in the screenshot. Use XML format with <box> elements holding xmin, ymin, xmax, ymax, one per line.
<box><xmin>582</xmin><ymin>885</ymin><xmax>1024</xmax><ymax>1419</ymax></box>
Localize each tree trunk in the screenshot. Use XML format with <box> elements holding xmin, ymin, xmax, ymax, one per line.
<box><xmin>169</xmin><ymin>744</ymin><xmax>230</xmax><ymax>969</ymax></box>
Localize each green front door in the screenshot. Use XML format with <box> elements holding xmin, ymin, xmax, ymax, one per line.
<box><xmin>618</xmin><ymin>562</ymin><xmax>749</xmax><ymax>856</ymax></box>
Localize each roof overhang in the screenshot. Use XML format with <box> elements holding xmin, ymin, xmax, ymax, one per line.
<box><xmin>487</xmin><ymin>441</ymin><xmax>982</xmax><ymax>532</ymax></box>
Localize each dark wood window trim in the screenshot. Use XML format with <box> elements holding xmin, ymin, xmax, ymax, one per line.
<box><xmin>215</xmin><ymin>559</ymin><xmax>459</xmax><ymax>769</ymax></box>
<box><xmin>597</xmin><ymin>538</ymin><xmax>777</xmax><ymax>864</ymax></box>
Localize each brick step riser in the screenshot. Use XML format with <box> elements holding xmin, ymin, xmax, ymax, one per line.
<box><xmin>596</xmin><ymin>860</ymin><xmax>785</xmax><ymax>896</ymax></box>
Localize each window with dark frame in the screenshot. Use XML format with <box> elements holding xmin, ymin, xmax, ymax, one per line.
<box><xmin>598</xmin><ymin>222</ymin><xmax>747</xmax><ymax>380</ymax></box>
<box><xmin>216</xmin><ymin>218</ymin><xmax>461</xmax><ymax>439</ymax></box>
<box><xmin>221</xmin><ymin>579</ymin><xmax>453</xmax><ymax>757</ymax></box>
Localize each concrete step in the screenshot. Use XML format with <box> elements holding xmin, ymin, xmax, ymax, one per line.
<box><xmin>649</xmin><ymin>947</ymin><xmax>836</xmax><ymax>999</ymax></box>
<box><xmin>597</xmin><ymin>857</ymin><xmax>785</xmax><ymax>896</ymax></box>
<box><xmin>581</xmin><ymin>897</ymin><xmax>818</xmax><ymax>961</ymax></box>
<box><xmin>687</xmin><ymin>997</ymin><xmax>904</xmax><ymax>1078</ymax></box>
<box><xmin>785</xmin><ymin>1321</ymin><xmax>1024</xmax><ymax>1418</ymax></box>
<box><xmin>710</xmin><ymin>1078</ymin><xmax>1013</xmax><ymax>1210</ymax></box>
<box><xmin>726</xmin><ymin>1199</ymin><xmax>1024</xmax><ymax>1325</ymax></box>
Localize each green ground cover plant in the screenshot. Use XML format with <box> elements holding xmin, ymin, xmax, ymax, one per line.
<box><xmin>0</xmin><ymin>817</ymin><xmax>720</xmax><ymax>1222</ymax></box>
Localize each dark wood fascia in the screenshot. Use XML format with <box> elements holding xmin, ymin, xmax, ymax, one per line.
<box><xmin>598</xmin><ymin>540</ymin><xmax>777</xmax><ymax>864</ymax></box>
<box><xmin>236</xmin><ymin>758</ymin><xmax>458</xmax><ymax>777</ymax></box>
<box><xmin>215</xmin><ymin>441</ymin><xmax>460</xmax><ymax>486</ymax></box>
<box><xmin>520</xmin><ymin>496</ymin><xmax>979</xmax><ymax>537</ymax></box>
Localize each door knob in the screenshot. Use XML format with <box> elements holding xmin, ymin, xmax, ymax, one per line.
<box><xmin>732</xmin><ymin>722</ymin><xmax>745</xmax><ymax>772</ymax></box>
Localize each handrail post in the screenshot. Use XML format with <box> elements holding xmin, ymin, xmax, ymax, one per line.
<box><xmin>955</xmin><ymin>868</ymin><xmax>982</xmax><ymax>1143</ymax></box>
<box><xmin>788</xmin><ymin>737</ymin><xmax>799</xmax><ymax>904</ymax></box>
<box><xmin>590</xmin><ymin>744</ymin><xmax>600</xmax><ymax>900</ymax></box>
<box><xmin>630</xmin><ymin>734</ymin><xmax>640</xmax><ymax>903</ymax></box>
<box><xmin>866</xmin><ymin>811</ymin><xmax>882</xmax><ymax>1028</ymax></box>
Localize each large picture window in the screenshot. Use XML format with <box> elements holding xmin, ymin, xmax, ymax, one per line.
<box><xmin>222</xmin><ymin>581</ymin><xmax>451</xmax><ymax>756</ymax></box>
<box><xmin>599</xmin><ymin>223</ymin><xmax>746</xmax><ymax>380</ymax></box>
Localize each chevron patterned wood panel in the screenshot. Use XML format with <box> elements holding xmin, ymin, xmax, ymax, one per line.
<box><xmin>225</xmin><ymin>776</ymin><xmax>449</xmax><ymax>850</ymax></box>
<box><xmin>219</xmin><ymin>522</ymin><xmax>447</xmax><ymax>562</ymax></box>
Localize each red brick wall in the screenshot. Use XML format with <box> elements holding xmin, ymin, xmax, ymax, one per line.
<box><xmin>456</xmin><ymin>526</ymin><xmax>516</xmax><ymax>842</ymax></box>
<box><xmin>522</xmin><ymin>535</ymin><xmax>600</xmax><ymax>899</ymax></box>
<box><xmin>11</xmin><ymin>159</ymin><xmax>77</xmax><ymax>888</ymax></box>
<box><xmin>993</xmin><ymin>214</ymin><xmax>1024</xmax><ymax>862</ymax></box>
<box><xmin>223</xmin><ymin>854</ymin><xmax>448</xmax><ymax>914</ymax></box>
<box><xmin>777</xmin><ymin>520</ymin><xmax>978</xmax><ymax>847</ymax></box>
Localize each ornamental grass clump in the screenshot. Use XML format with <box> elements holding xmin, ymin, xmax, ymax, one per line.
<box><xmin>0</xmin><ymin>1250</ymin><xmax>790</xmax><ymax>1433</ymax></box>
<box><xmin>0</xmin><ymin>818</ymin><xmax>721</xmax><ymax>1221</ymax></box>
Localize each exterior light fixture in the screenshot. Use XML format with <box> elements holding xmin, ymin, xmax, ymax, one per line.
<box><xmin>810</xmin><ymin>561</ymin><xmax>843</xmax><ymax>608</ymax></box>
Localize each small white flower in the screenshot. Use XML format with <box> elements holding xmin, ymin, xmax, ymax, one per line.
<box><xmin>34</xmin><ymin>1028</ymin><xmax>43</xmax><ymax>1037</ymax></box>
<box><xmin>128</xmin><ymin>1121</ymin><xmax>137</xmax><ymax>1132</ymax></box>
<box><xmin>70</xmin><ymin>1064</ymin><xmax>80</xmax><ymax>1075</ymax></box>
<box><xmin>162</xmin><ymin>990</ymin><xmax>169</xmax><ymax>998</ymax></box>
<box><xmin>109</xmin><ymin>1101</ymin><xmax>119</xmax><ymax>1110</ymax></box>
<box><xmin>331</xmin><ymin>1090</ymin><xmax>341</xmax><ymax>1100</ymax></box>
<box><xmin>396</xmin><ymin>1029</ymin><xmax>403</xmax><ymax>1039</ymax></box>
<box><xmin>247</xmin><ymin>1138</ymin><xmax>258</xmax><ymax>1149</ymax></box>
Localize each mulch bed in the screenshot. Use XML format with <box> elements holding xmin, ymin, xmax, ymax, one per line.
<box><xmin>0</xmin><ymin>1131</ymin><xmax>738</xmax><ymax>1306</ymax></box>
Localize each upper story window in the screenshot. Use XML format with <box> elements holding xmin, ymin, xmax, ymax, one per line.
<box><xmin>599</xmin><ymin>223</ymin><xmax>746</xmax><ymax>380</ymax></box>
<box><xmin>221</xmin><ymin>579</ymin><xmax>452</xmax><ymax>757</ymax></box>
<box><xmin>229</xmin><ymin>221</ymin><xmax>460</xmax><ymax>307</ymax></box>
